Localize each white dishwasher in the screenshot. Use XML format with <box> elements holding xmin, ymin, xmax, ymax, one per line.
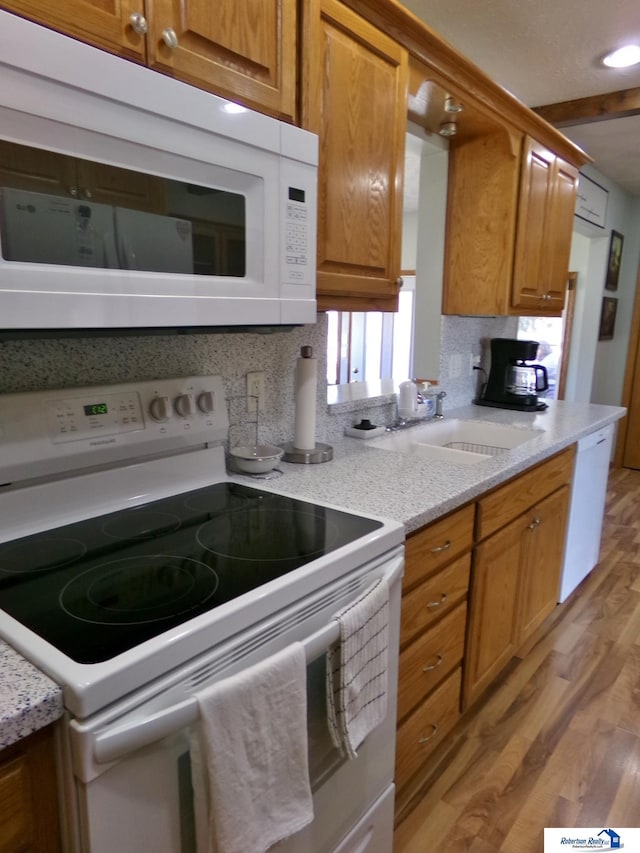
<box><xmin>559</xmin><ymin>423</ymin><xmax>614</xmax><ymax>602</ymax></box>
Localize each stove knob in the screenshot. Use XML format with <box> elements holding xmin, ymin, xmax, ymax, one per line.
<box><xmin>197</xmin><ymin>391</ymin><xmax>215</xmax><ymax>414</ymax></box>
<box><xmin>149</xmin><ymin>395</ymin><xmax>172</xmax><ymax>422</ymax></box>
<box><xmin>174</xmin><ymin>393</ymin><xmax>196</xmax><ymax>418</ymax></box>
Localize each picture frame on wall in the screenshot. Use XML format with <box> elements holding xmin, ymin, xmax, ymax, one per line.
<box><xmin>604</xmin><ymin>230</ymin><xmax>624</xmax><ymax>291</ymax></box>
<box><xmin>599</xmin><ymin>296</ymin><xmax>618</xmax><ymax>341</ymax></box>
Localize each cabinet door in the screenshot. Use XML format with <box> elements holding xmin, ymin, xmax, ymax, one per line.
<box><xmin>511</xmin><ymin>137</ymin><xmax>578</xmax><ymax>314</ymax></box>
<box><xmin>443</xmin><ymin>129</ymin><xmax>521</xmax><ymax>316</ymax></box>
<box><xmin>0</xmin><ymin>726</ymin><xmax>61</xmax><ymax>852</ymax></box>
<box><xmin>544</xmin><ymin>158</ymin><xmax>580</xmax><ymax>307</ymax></box>
<box><xmin>302</xmin><ymin>0</ymin><xmax>408</xmax><ymax>311</ymax></box>
<box><xmin>1</xmin><ymin>0</ymin><xmax>145</xmax><ymax>61</ymax></box>
<box><xmin>147</xmin><ymin>0</ymin><xmax>296</xmax><ymax>120</ymax></box>
<box><xmin>518</xmin><ymin>485</ymin><xmax>570</xmax><ymax>643</ymax></box>
<box><xmin>463</xmin><ymin>515</ymin><xmax>523</xmax><ymax>708</ymax></box>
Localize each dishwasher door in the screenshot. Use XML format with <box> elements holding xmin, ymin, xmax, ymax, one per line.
<box><xmin>559</xmin><ymin>423</ymin><xmax>614</xmax><ymax>603</ymax></box>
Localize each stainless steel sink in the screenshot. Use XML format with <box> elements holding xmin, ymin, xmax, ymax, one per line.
<box><xmin>367</xmin><ymin>419</ymin><xmax>543</xmax><ymax>465</ymax></box>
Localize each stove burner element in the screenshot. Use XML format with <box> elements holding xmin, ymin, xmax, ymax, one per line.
<box><xmin>60</xmin><ymin>555</ymin><xmax>219</xmax><ymax>625</ymax></box>
<box><xmin>196</xmin><ymin>508</ymin><xmax>338</xmax><ymax>561</ymax></box>
<box><xmin>102</xmin><ymin>511</ymin><xmax>182</xmax><ymax>541</ymax></box>
<box><xmin>0</xmin><ymin>538</ymin><xmax>87</xmax><ymax>574</ymax></box>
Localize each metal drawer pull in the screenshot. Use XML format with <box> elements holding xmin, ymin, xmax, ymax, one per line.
<box><xmin>418</xmin><ymin>723</ymin><xmax>439</xmax><ymax>744</ymax></box>
<box><xmin>430</xmin><ymin>540</ymin><xmax>451</xmax><ymax>554</ymax></box>
<box><xmin>423</xmin><ymin>654</ymin><xmax>444</xmax><ymax>672</ymax></box>
<box><xmin>527</xmin><ymin>517</ymin><xmax>541</xmax><ymax>530</ymax></box>
<box><xmin>427</xmin><ymin>593</ymin><xmax>448</xmax><ymax>609</ymax></box>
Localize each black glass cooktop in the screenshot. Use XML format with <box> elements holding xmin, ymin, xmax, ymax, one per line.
<box><xmin>0</xmin><ymin>483</ymin><xmax>382</xmax><ymax>664</ymax></box>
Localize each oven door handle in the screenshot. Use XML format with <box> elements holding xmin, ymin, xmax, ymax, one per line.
<box><xmin>91</xmin><ymin>554</ymin><xmax>404</xmax><ymax>766</ymax></box>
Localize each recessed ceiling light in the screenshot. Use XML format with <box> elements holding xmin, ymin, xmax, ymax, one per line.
<box><xmin>602</xmin><ymin>45</ymin><xmax>640</xmax><ymax>68</ymax></box>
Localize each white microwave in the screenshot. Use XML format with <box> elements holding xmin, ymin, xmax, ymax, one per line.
<box><xmin>0</xmin><ymin>11</ymin><xmax>318</xmax><ymax>332</ymax></box>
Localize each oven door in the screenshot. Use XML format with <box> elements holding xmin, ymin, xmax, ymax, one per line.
<box><xmin>63</xmin><ymin>550</ymin><xmax>403</xmax><ymax>853</ymax></box>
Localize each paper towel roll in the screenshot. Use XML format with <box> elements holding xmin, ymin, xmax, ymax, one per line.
<box><xmin>294</xmin><ymin>346</ymin><xmax>317</xmax><ymax>451</ymax></box>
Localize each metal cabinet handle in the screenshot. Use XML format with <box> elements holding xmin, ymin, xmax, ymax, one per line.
<box><xmin>422</xmin><ymin>654</ymin><xmax>444</xmax><ymax>672</ymax></box>
<box><xmin>396</xmin><ymin>277</ymin><xmax>404</xmax><ymax>288</ymax></box>
<box><xmin>162</xmin><ymin>27</ymin><xmax>179</xmax><ymax>49</ymax></box>
<box><xmin>527</xmin><ymin>517</ymin><xmax>541</xmax><ymax>530</ymax></box>
<box><xmin>426</xmin><ymin>593</ymin><xmax>448</xmax><ymax>609</ymax></box>
<box><xmin>430</xmin><ymin>540</ymin><xmax>451</xmax><ymax>554</ymax></box>
<box><xmin>129</xmin><ymin>12</ymin><xmax>148</xmax><ymax>34</ymax></box>
<box><xmin>418</xmin><ymin>723</ymin><xmax>439</xmax><ymax>744</ymax></box>
<box><xmin>68</xmin><ymin>186</ymin><xmax>79</xmax><ymax>197</ymax></box>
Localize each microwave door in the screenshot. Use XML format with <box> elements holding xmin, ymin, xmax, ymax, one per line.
<box><xmin>0</xmin><ymin>187</ymin><xmax>117</xmax><ymax>268</ymax></box>
<box><xmin>114</xmin><ymin>207</ymin><xmax>193</xmax><ymax>274</ymax></box>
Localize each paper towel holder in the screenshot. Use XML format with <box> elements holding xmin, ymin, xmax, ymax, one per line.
<box><xmin>283</xmin><ymin>344</ymin><xmax>333</xmax><ymax>463</ymax></box>
<box><xmin>282</xmin><ymin>441</ymin><xmax>333</xmax><ymax>464</ymax></box>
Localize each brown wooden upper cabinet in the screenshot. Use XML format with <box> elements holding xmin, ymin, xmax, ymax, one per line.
<box><xmin>511</xmin><ymin>138</ymin><xmax>580</xmax><ymax>314</ymax></box>
<box><xmin>0</xmin><ymin>0</ymin><xmax>297</xmax><ymax>120</ymax></box>
<box><xmin>443</xmin><ymin>126</ymin><xmax>579</xmax><ymax>317</ymax></box>
<box><xmin>301</xmin><ymin>0</ymin><xmax>409</xmax><ymax>312</ymax></box>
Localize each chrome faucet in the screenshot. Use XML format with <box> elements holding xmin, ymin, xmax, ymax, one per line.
<box><xmin>386</xmin><ymin>389</ymin><xmax>447</xmax><ymax>430</ymax></box>
<box><xmin>434</xmin><ymin>390</ymin><xmax>447</xmax><ymax>419</ymax></box>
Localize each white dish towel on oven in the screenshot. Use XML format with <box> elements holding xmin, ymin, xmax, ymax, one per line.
<box><xmin>326</xmin><ymin>576</ymin><xmax>389</xmax><ymax>759</ymax></box>
<box><xmin>189</xmin><ymin>642</ymin><xmax>313</xmax><ymax>853</ymax></box>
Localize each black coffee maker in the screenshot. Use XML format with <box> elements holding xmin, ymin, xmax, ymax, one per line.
<box><xmin>475</xmin><ymin>338</ymin><xmax>549</xmax><ymax>411</ymax></box>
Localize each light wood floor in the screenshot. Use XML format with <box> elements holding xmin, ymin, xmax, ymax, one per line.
<box><xmin>394</xmin><ymin>466</ymin><xmax>640</xmax><ymax>853</ymax></box>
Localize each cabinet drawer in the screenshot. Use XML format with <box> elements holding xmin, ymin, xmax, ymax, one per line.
<box><xmin>477</xmin><ymin>446</ymin><xmax>575</xmax><ymax>540</ymax></box>
<box><xmin>398</xmin><ymin>601</ymin><xmax>467</xmax><ymax>722</ymax></box>
<box><xmin>404</xmin><ymin>504</ymin><xmax>475</xmax><ymax>590</ymax></box>
<box><xmin>395</xmin><ymin>666</ymin><xmax>462</xmax><ymax>794</ymax></box>
<box><xmin>401</xmin><ymin>552</ymin><xmax>470</xmax><ymax>647</ymax></box>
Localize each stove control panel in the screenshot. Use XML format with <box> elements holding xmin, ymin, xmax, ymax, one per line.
<box><xmin>0</xmin><ymin>375</ymin><xmax>229</xmax><ymax>483</ymax></box>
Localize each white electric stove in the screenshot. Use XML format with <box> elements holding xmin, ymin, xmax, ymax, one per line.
<box><xmin>0</xmin><ymin>375</ymin><xmax>404</xmax><ymax>853</ymax></box>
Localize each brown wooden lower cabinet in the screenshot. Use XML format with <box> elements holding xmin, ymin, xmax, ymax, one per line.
<box><xmin>394</xmin><ymin>446</ymin><xmax>575</xmax><ymax>814</ymax></box>
<box><xmin>395</xmin><ymin>666</ymin><xmax>462</xmax><ymax>794</ymax></box>
<box><xmin>0</xmin><ymin>725</ymin><xmax>61</xmax><ymax>853</ymax></box>
<box><xmin>397</xmin><ymin>601</ymin><xmax>467</xmax><ymax>722</ymax></box>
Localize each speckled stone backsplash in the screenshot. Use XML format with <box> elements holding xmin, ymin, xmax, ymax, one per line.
<box><xmin>440</xmin><ymin>315</ymin><xmax>518</xmax><ymax>409</ymax></box>
<box><xmin>0</xmin><ymin>313</ymin><xmax>517</xmax><ymax>448</ymax></box>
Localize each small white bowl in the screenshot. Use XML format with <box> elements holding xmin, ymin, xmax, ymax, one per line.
<box><xmin>229</xmin><ymin>444</ymin><xmax>284</xmax><ymax>474</ymax></box>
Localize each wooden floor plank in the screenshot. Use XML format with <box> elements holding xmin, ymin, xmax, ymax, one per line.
<box><xmin>394</xmin><ymin>467</ymin><xmax>640</xmax><ymax>851</ymax></box>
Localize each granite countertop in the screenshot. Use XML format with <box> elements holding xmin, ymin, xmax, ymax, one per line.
<box><xmin>269</xmin><ymin>399</ymin><xmax>626</xmax><ymax>533</ymax></box>
<box><xmin>0</xmin><ymin>640</ymin><xmax>64</xmax><ymax>749</ymax></box>
<box><xmin>0</xmin><ymin>398</ymin><xmax>626</xmax><ymax>749</ymax></box>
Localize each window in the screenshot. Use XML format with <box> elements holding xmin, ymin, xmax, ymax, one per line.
<box><xmin>326</xmin><ymin>283</ymin><xmax>415</xmax><ymax>386</ymax></box>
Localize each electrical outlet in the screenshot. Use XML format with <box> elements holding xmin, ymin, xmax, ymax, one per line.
<box><xmin>246</xmin><ymin>371</ymin><xmax>265</xmax><ymax>414</ymax></box>
<box><xmin>449</xmin><ymin>353</ymin><xmax>463</xmax><ymax>379</ymax></box>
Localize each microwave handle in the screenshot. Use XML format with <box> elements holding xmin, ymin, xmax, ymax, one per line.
<box><xmin>90</xmin><ymin>554</ymin><xmax>404</xmax><ymax>765</ymax></box>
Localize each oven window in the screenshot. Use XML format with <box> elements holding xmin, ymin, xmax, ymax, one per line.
<box><xmin>0</xmin><ymin>140</ymin><xmax>246</xmax><ymax>276</ymax></box>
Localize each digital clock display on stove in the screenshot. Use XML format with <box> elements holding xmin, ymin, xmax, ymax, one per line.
<box><xmin>83</xmin><ymin>403</ymin><xmax>108</xmax><ymax>416</ymax></box>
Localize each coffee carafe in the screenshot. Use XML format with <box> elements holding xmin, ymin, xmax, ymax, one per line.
<box><xmin>475</xmin><ymin>338</ymin><xmax>549</xmax><ymax>411</ymax></box>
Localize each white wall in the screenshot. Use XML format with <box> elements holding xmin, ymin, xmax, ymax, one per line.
<box><xmin>569</xmin><ymin>165</ymin><xmax>640</xmax><ymax>406</ymax></box>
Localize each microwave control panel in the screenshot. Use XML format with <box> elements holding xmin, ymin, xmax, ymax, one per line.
<box><xmin>280</xmin><ymin>154</ymin><xmax>316</xmax><ymax>291</ymax></box>
<box><xmin>284</xmin><ymin>191</ymin><xmax>310</xmax><ymax>283</ymax></box>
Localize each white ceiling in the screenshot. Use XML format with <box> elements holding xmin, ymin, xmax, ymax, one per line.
<box><xmin>401</xmin><ymin>0</ymin><xmax>640</xmax><ymax>195</ymax></box>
